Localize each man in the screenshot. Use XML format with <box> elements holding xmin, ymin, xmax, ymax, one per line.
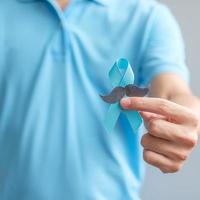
<box><xmin>0</xmin><ymin>0</ymin><xmax>199</xmax><ymax>199</ymax></box>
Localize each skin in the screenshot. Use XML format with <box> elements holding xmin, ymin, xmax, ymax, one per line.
<box><xmin>56</xmin><ymin>0</ymin><xmax>200</xmax><ymax>173</ymax></box>
<box><xmin>56</xmin><ymin>0</ymin><xmax>69</xmax><ymax>10</ymax></box>
<box><xmin>121</xmin><ymin>73</ymin><xmax>200</xmax><ymax>173</ymax></box>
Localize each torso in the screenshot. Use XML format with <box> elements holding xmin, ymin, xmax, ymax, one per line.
<box><xmin>0</xmin><ymin>0</ymin><xmax>160</xmax><ymax>199</ymax></box>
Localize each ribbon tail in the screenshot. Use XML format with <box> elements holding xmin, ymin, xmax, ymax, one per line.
<box><xmin>104</xmin><ymin>103</ymin><xmax>121</xmax><ymax>133</ymax></box>
<box><xmin>124</xmin><ymin>111</ymin><xmax>143</xmax><ymax>133</ymax></box>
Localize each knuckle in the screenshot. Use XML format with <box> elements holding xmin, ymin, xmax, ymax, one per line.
<box><xmin>191</xmin><ymin>113</ymin><xmax>200</xmax><ymax>128</ymax></box>
<box><xmin>160</xmin><ymin>168</ymin><xmax>170</xmax><ymax>174</ymax></box>
<box><xmin>170</xmin><ymin>163</ymin><xmax>182</xmax><ymax>173</ymax></box>
<box><xmin>170</xmin><ymin>149</ymin><xmax>188</xmax><ymax>161</ymax></box>
<box><xmin>160</xmin><ymin>163</ymin><xmax>182</xmax><ymax>174</ymax></box>
<box><xmin>185</xmin><ymin>134</ymin><xmax>198</xmax><ymax>147</ymax></box>
<box><xmin>148</xmin><ymin>120</ymin><xmax>159</xmax><ymax>133</ymax></box>
<box><xmin>178</xmin><ymin>132</ymin><xmax>198</xmax><ymax>148</ymax></box>
<box><xmin>141</xmin><ymin>135</ymin><xmax>148</xmax><ymax>147</ymax></box>
<box><xmin>176</xmin><ymin>152</ymin><xmax>188</xmax><ymax>161</ymax></box>
<box><xmin>129</xmin><ymin>97</ymin><xmax>135</xmax><ymax>105</ymax></box>
<box><xmin>158</xmin><ymin>100</ymin><xmax>169</xmax><ymax>113</ymax></box>
<box><xmin>143</xmin><ymin>150</ymin><xmax>151</xmax><ymax>163</ymax></box>
<box><xmin>189</xmin><ymin>137</ymin><xmax>198</xmax><ymax>147</ymax></box>
<box><xmin>131</xmin><ymin>97</ymin><xmax>140</xmax><ymax>106</ymax></box>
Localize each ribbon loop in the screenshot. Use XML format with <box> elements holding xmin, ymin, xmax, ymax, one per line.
<box><xmin>104</xmin><ymin>58</ymin><xmax>142</xmax><ymax>133</ymax></box>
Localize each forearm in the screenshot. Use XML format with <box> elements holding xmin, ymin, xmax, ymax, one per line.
<box><xmin>150</xmin><ymin>85</ymin><xmax>200</xmax><ymax>134</ymax></box>
<box><xmin>168</xmin><ymin>93</ymin><xmax>200</xmax><ymax>116</ymax></box>
<box><xmin>169</xmin><ymin>93</ymin><xmax>200</xmax><ymax>134</ymax></box>
<box><xmin>150</xmin><ymin>73</ymin><xmax>200</xmax><ymax>115</ymax></box>
<box><xmin>151</xmin><ymin>89</ymin><xmax>200</xmax><ymax>121</ymax></box>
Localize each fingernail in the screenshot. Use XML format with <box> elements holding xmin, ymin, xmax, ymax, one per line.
<box><xmin>120</xmin><ymin>98</ymin><xmax>131</xmax><ymax>108</ymax></box>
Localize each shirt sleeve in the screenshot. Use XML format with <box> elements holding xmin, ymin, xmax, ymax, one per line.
<box><xmin>139</xmin><ymin>4</ymin><xmax>190</xmax><ymax>86</ymax></box>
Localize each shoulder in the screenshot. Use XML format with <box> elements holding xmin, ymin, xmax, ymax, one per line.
<box><xmin>110</xmin><ymin>0</ymin><xmax>172</xmax><ymax>29</ymax></box>
<box><xmin>127</xmin><ymin>0</ymin><xmax>172</xmax><ymax>22</ymax></box>
<box><xmin>113</xmin><ymin>0</ymin><xmax>165</xmax><ymax>15</ymax></box>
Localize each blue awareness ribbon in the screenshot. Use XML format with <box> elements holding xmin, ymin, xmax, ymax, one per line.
<box><xmin>104</xmin><ymin>58</ymin><xmax>143</xmax><ymax>133</ymax></box>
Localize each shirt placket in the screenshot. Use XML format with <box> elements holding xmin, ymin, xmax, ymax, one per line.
<box><xmin>44</xmin><ymin>0</ymin><xmax>74</xmax><ymax>64</ymax></box>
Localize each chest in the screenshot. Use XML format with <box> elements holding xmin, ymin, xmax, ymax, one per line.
<box><xmin>0</xmin><ymin>1</ymin><xmax>146</xmax><ymax>92</ymax></box>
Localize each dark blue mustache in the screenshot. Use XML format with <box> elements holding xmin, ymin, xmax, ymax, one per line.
<box><xmin>100</xmin><ymin>84</ymin><xmax>149</xmax><ymax>104</ymax></box>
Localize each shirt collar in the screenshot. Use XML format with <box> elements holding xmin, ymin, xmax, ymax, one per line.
<box><xmin>88</xmin><ymin>0</ymin><xmax>109</xmax><ymax>6</ymax></box>
<box><xmin>17</xmin><ymin>0</ymin><xmax>110</xmax><ymax>6</ymax></box>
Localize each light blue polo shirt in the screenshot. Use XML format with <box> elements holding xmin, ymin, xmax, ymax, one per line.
<box><xmin>0</xmin><ymin>0</ymin><xmax>189</xmax><ymax>199</ymax></box>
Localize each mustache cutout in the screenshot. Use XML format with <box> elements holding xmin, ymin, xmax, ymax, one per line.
<box><xmin>100</xmin><ymin>84</ymin><xmax>149</xmax><ymax>104</ymax></box>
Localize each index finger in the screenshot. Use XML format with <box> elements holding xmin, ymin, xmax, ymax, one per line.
<box><xmin>120</xmin><ymin>97</ymin><xmax>195</xmax><ymax>124</ymax></box>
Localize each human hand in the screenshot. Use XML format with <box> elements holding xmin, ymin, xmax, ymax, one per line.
<box><xmin>120</xmin><ymin>97</ymin><xmax>200</xmax><ymax>173</ymax></box>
